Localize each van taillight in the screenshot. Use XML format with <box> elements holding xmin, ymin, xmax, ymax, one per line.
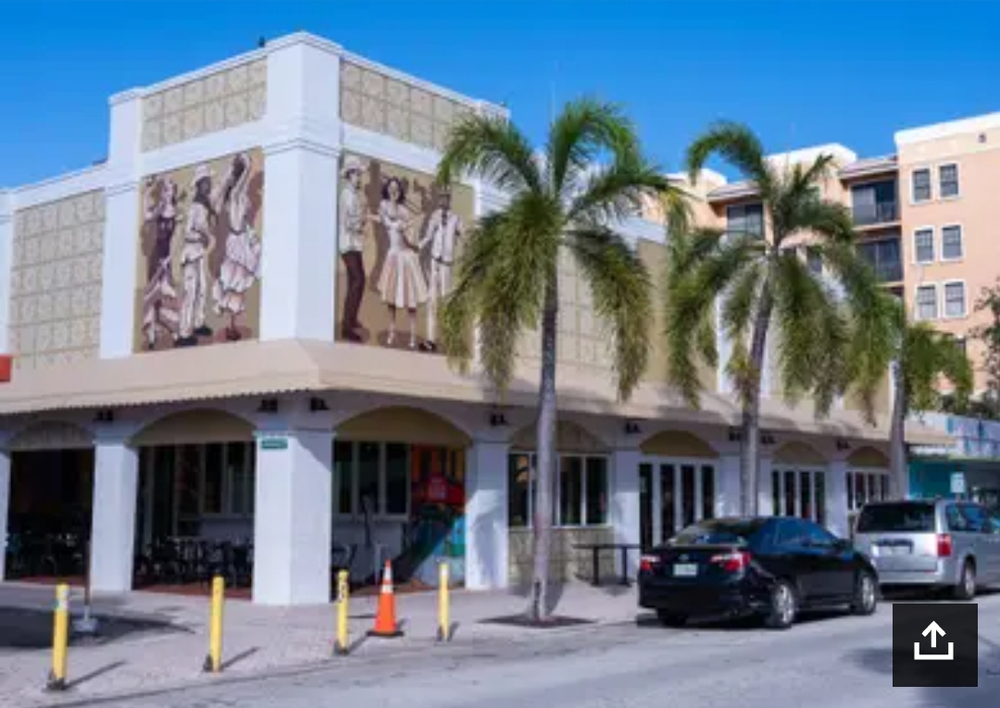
<box><xmin>937</xmin><ymin>534</ymin><xmax>952</xmax><ymax>557</ymax></box>
<box><xmin>710</xmin><ymin>550</ymin><xmax>751</xmax><ymax>572</ymax></box>
<box><xmin>639</xmin><ymin>555</ymin><xmax>660</xmax><ymax>572</ymax></box>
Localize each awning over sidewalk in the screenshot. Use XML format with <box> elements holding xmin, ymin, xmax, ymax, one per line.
<box><xmin>0</xmin><ymin>338</ymin><xmax>947</xmax><ymax>446</ymax></box>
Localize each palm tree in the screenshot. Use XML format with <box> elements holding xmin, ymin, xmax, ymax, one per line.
<box><xmin>434</xmin><ymin>99</ymin><xmax>682</xmax><ymax>621</ymax></box>
<box><xmin>664</xmin><ymin>121</ymin><xmax>893</xmax><ymax>516</ymax></box>
<box><xmin>887</xmin><ymin>298</ymin><xmax>973</xmax><ymax>498</ymax></box>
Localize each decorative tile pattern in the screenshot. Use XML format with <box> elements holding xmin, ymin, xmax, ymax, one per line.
<box><xmin>516</xmin><ymin>247</ymin><xmax>611</xmax><ymax>369</ymax></box>
<box><xmin>340</xmin><ymin>60</ymin><xmax>475</xmax><ymax>152</ymax></box>
<box><xmin>8</xmin><ymin>191</ymin><xmax>105</xmax><ymax>371</ymax></box>
<box><xmin>141</xmin><ymin>59</ymin><xmax>268</xmax><ymax>152</ymax></box>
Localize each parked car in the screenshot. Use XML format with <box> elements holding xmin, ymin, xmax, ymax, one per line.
<box><xmin>637</xmin><ymin>516</ymin><xmax>878</xmax><ymax>630</ymax></box>
<box><xmin>853</xmin><ymin>499</ymin><xmax>1000</xmax><ymax>599</ymax></box>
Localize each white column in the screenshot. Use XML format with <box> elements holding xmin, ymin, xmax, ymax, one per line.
<box><xmin>717</xmin><ymin>453</ymin><xmax>742</xmax><ymax>516</ymax></box>
<box><xmin>0</xmin><ymin>191</ymin><xmax>13</xmax><ymax>355</ymax></box>
<box><xmin>827</xmin><ymin>460</ymin><xmax>850</xmax><ymax>538</ymax></box>
<box><xmin>0</xmin><ymin>450</ymin><xmax>10</xmax><ymax>580</ymax></box>
<box><xmin>465</xmin><ymin>439</ymin><xmax>509</xmax><ymax>590</ymax></box>
<box><xmin>90</xmin><ymin>438</ymin><xmax>139</xmax><ymax>593</ymax></box>
<box><xmin>611</xmin><ymin>448</ymin><xmax>641</xmax><ymax>577</ymax></box>
<box><xmin>100</xmin><ymin>90</ymin><xmax>142</xmax><ymax>358</ymax></box>
<box><xmin>252</xmin><ymin>429</ymin><xmax>333</xmax><ymax>605</ymax></box>
<box><xmin>258</xmin><ymin>38</ymin><xmax>341</xmax><ymax>342</ymax></box>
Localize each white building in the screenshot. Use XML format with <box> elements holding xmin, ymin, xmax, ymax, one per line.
<box><xmin>0</xmin><ymin>32</ymin><xmax>945</xmax><ymax>605</ymax></box>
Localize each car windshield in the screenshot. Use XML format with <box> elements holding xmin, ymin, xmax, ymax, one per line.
<box><xmin>670</xmin><ymin>519</ymin><xmax>763</xmax><ymax>546</ymax></box>
<box><xmin>856</xmin><ymin>503</ymin><xmax>936</xmax><ymax>533</ymax></box>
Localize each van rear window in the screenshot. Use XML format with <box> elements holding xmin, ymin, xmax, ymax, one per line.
<box><xmin>856</xmin><ymin>503</ymin><xmax>936</xmax><ymax>533</ymax></box>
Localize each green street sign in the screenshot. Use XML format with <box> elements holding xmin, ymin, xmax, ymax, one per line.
<box><xmin>260</xmin><ymin>437</ymin><xmax>288</xmax><ymax>451</ymax></box>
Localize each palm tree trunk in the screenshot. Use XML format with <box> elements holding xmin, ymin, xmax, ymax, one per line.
<box><xmin>889</xmin><ymin>360</ymin><xmax>908</xmax><ymax>500</ymax></box>
<box><xmin>529</xmin><ymin>276</ymin><xmax>558</xmax><ymax>622</ymax></box>
<box><xmin>741</xmin><ymin>289</ymin><xmax>774</xmax><ymax>517</ymax></box>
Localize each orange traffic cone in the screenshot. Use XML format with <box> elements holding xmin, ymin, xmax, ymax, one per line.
<box><xmin>368</xmin><ymin>560</ymin><xmax>403</xmax><ymax>638</ymax></box>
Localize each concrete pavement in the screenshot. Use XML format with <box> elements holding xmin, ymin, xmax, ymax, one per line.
<box><xmin>20</xmin><ymin>592</ymin><xmax>1000</xmax><ymax>708</ymax></box>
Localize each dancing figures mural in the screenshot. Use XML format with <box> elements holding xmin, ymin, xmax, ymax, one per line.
<box><xmin>135</xmin><ymin>148</ymin><xmax>264</xmax><ymax>351</ymax></box>
<box><xmin>336</xmin><ymin>153</ymin><xmax>473</xmax><ymax>352</ymax></box>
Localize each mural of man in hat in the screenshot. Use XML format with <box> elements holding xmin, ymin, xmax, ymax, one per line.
<box><xmin>177</xmin><ymin>163</ymin><xmax>224</xmax><ymax>346</ymax></box>
<box><xmin>418</xmin><ymin>185</ymin><xmax>464</xmax><ymax>352</ymax></box>
<box><xmin>338</xmin><ymin>155</ymin><xmax>369</xmax><ymax>342</ymax></box>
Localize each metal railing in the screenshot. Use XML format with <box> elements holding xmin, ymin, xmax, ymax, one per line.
<box><xmin>852</xmin><ymin>200</ymin><xmax>899</xmax><ymax>226</ymax></box>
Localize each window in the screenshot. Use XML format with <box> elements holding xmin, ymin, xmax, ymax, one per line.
<box><xmin>332</xmin><ymin>441</ymin><xmax>415</xmax><ymax>518</ymax></box>
<box><xmin>148</xmin><ymin>442</ymin><xmax>256</xmax><ymax>519</ymax></box>
<box><xmin>941</xmin><ymin>225</ymin><xmax>963</xmax><ymax>260</ymax></box>
<box><xmin>726</xmin><ymin>203</ymin><xmax>764</xmax><ymax>239</ymax></box>
<box><xmin>508</xmin><ymin>452</ymin><xmax>610</xmax><ymax>527</ymax></box>
<box><xmin>944</xmin><ymin>282</ymin><xmax>966</xmax><ymax>318</ymax></box>
<box><xmin>856</xmin><ymin>502</ymin><xmax>935</xmax><ymax>532</ymax></box>
<box><xmin>959</xmin><ymin>503</ymin><xmax>989</xmax><ymax>533</ymax></box>
<box><xmin>915</xmin><ymin>285</ymin><xmax>938</xmax><ymax>321</ymax></box>
<box><xmin>772</xmin><ymin>468</ymin><xmax>826</xmax><ymax>523</ymax></box>
<box><xmin>912</xmin><ymin>168</ymin><xmax>931</xmax><ymax>202</ymax></box>
<box><xmin>857</xmin><ymin>237</ymin><xmax>903</xmax><ymax>283</ymax></box>
<box><xmin>776</xmin><ymin>518</ymin><xmax>809</xmax><ymax>547</ymax></box>
<box><xmin>802</xmin><ymin>520</ymin><xmax>838</xmax><ymax>547</ymax></box>
<box><xmin>913</xmin><ymin>228</ymin><xmax>935</xmax><ymax>263</ymax></box>
<box><xmin>939</xmin><ymin>164</ymin><xmax>960</xmax><ymax>198</ymax></box>
<box><xmin>848</xmin><ymin>470</ymin><xmax>890</xmax><ymax>511</ymax></box>
<box><xmin>805</xmin><ymin>246</ymin><xmax>823</xmax><ymax>275</ymax></box>
<box><xmin>701</xmin><ymin>465</ymin><xmax>715</xmax><ymax>521</ymax></box>
<box><xmin>851</xmin><ymin>180</ymin><xmax>898</xmax><ymax>225</ymax></box>
<box><xmin>585</xmin><ymin>457</ymin><xmax>609</xmax><ymax>525</ymax></box>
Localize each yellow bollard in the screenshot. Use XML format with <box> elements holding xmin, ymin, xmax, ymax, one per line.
<box><xmin>437</xmin><ymin>560</ymin><xmax>451</xmax><ymax>642</ymax></box>
<box><xmin>203</xmin><ymin>576</ymin><xmax>225</xmax><ymax>673</ymax></box>
<box><xmin>46</xmin><ymin>583</ymin><xmax>70</xmax><ymax>691</ymax></box>
<box><xmin>334</xmin><ymin>570</ymin><xmax>350</xmax><ymax>656</ymax></box>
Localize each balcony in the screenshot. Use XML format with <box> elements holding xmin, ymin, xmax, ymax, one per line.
<box><xmin>852</xmin><ymin>200</ymin><xmax>899</xmax><ymax>227</ymax></box>
<box><xmin>858</xmin><ymin>237</ymin><xmax>903</xmax><ymax>284</ymax></box>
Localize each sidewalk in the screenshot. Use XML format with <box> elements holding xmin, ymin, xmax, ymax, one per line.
<box><xmin>0</xmin><ymin>581</ymin><xmax>639</xmax><ymax>707</ymax></box>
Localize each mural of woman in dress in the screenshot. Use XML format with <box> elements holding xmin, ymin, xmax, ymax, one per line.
<box><xmin>375</xmin><ymin>177</ymin><xmax>429</xmax><ymax>349</ymax></box>
<box><xmin>212</xmin><ymin>151</ymin><xmax>262</xmax><ymax>341</ymax></box>
<box><xmin>141</xmin><ymin>176</ymin><xmax>182</xmax><ymax>349</ymax></box>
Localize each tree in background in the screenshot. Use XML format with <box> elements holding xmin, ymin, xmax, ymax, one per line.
<box><xmin>887</xmin><ymin>298</ymin><xmax>973</xmax><ymax>497</ymax></box>
<box><xmin>435</xmin><ymin>99</ymin><xmax>681</xmax><ymax>621</ymax></box>
<box><xmin>664</xmin><ymin>121</ymin><xmax>893</xmax><ymax>516</ymax></box>
<box><xmin>972</xmin><ymin>279</ymin><xmax>1000</xmax><ymax>418</ymax></box>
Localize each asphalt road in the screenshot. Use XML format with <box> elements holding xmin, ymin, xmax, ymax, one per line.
<box><xmin>69</xmin><ymin>593</ymin><xmax>1000</xmax><ymax>708</ymax></box>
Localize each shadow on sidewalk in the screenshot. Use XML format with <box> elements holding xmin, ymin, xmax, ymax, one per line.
<box><xmin>67</xmin><ymin>661</ymin><xmax>127</xmax><ymax>689</ymax></box>
<box><xmin>0</xmin><ymin>607</ymin><xmax>189</xmax><ymax>651</ymax></box>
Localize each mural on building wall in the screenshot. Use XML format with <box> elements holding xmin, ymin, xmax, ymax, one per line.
<box><xmin>135</xmin><ymin>148</ymin><xmax>264</xmax><ymax>351</ymax></box>
<box><xmin>336</xmin><ymin>152</ymin><xmax>473</xmax><ymax>352</ymax></box>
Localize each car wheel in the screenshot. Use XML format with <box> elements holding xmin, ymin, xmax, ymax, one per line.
<box><xmin>764</xmin><ymin>579</ymin><xmax>797</xmax><ymax>630</ymax></box>
<box><xmin>656</xmin><ymin>610</ymin><xmax>688</xmax><ymax>627</ymax></box>
<box><xmin>851</xmin><ymin>571</ymin><xmax>878</xmax><ymax>616</ymax></box>
<box><xmin>953</xmin><ymin>560</ymin><xmax>976</xmax><ymax>601</ymax></box>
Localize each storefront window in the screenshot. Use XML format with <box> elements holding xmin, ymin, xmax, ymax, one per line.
<box><xmin>507</xmin><ymin>452</ymin><xmax>609</xmax><ymax>528</ymax></box>
<box><xmin>849</xmin><ymin>470</ymin><xmax>889</xmax><ymax>511</ymax></box>
<box><xmin>177</xmin><ymin>445</ymin><xmax>201</xmax><ymax>518</ymax></box>
<box><xmin>773</xmin><ymin>468</ymin><xmax>826</xmax><ymax>524</ymax></box>
<box><xmin>585</xmin><ymin>457</ymin><xmax>608</xmax><ymax>525</ymax></box>
<box><xmin>559</xmin><ymin>457</ymin><xmax>583</xmax><ymax>525</ymax></box>
<box><xmin>681</xmin><ymin>465</ymin><xmax>696</xmax><ymax>527</ymax></box>
<box><xmin>226</xmin><ymin>443</ymin><xmax>253</xmax><ymax>515</ymax></box>
<box><xmin>357</xmin><ymin>442</ymin><xmax>380</xmax><ymax>517</ymax></box>
<box><xmin>203</xmin><ymin>444</ymin><xmax>224</xmax><ymax>514</ymax></box>
<box><xmin>701</xmin><ymin>466</ymin><xmax>715</xmax><ymax>520</ymax></box>
<box><xmin>334</xmin><ymin>441</ymin><xmax>354</xmax><ymax>515</ymax></box>
<box><xmin>814</xmin><ymin>471</ymin><xmax>825</xmax><ymax>526</ymax></box>
<box><xmin>385</xmin><ymin>443</ymin><xmax>409</xmax><ymax>516</ymax></box>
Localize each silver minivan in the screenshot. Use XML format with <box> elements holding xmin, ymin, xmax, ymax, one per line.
<box><xmin>853</xmin><ymin>499</ymin><xmax>1000</xmax><ymax>599</ymax></box>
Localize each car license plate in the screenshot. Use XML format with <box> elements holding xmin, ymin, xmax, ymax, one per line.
<box><xmin>673</xmin><ymin>563</ymin><xmax>698</xmax><ymax>577</ymax></box>
<box><xmin>878</xmin><ymin>544</ymin><xmax>908</xmax><ymax>555</ymax></box>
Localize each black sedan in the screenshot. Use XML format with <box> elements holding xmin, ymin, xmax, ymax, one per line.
<box><xmin>638</xmin><ymin>516</ymin><xmax>879</xmax><ymax>629</ymax></box>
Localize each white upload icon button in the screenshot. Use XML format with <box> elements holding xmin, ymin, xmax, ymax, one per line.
<box><xmin>915</xmin><ymin>621</ymin><xmax>954</xmax><ymax>660</ymax></box>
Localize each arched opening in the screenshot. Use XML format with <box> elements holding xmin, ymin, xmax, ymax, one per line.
<box><xmin>771</xmin><ymin>441</ymin><xmax>828</xmax><ymax>525</ymax></box>
<box><xmin>847</xmin><ymin>446</ymin><xmax>891</xmax><ymax>515</ymax></box>
<box><xmin>5</xmin><ymin>421</ymin><xmax>95</xmax><ymax>582</ymax></box>
<box><xmin>334</xmin><ymin>406</ymin><xmax>471</xmax><ymax>591</ymax></box>
<box><xmin>637</xmin><ymin>430</ymin><xmax>719</xmax><ymax>551</ymax></box>
<box><xmin>507</xmin><ymin>420</ymin><xmax>613</xmax><ymax>586</ymax></box>
<box><xmin>640</xmin><ymin>430</ymin><xmax>717</xmax><ymax>458</ymax></box>
<box><xmin>129</xmin><ymin>409</ymin><xmax>257</xmax><ymax>593</ymax></box>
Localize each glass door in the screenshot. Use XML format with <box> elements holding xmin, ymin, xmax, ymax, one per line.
<box><xmin>639</xmin><ymin>458</ymin><xmax>718</xmax><ymax>547</ymax></box>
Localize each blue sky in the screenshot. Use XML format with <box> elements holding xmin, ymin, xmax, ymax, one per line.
<box><xmin>3</xmin><ymin>0</ymin><xmax>999</xmax><ymax>186</ymax></box>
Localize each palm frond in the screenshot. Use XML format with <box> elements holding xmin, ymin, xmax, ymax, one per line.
<box><xmin>566</xmin><ymin>226</ymin><xmax>653</xmax><ymax>400</ymax></box>
<box><xmin>435</xmin><ymin>113</ymin><xmax>543</xmax><ymax>195</ymax></box>
<box><xmin>545</xmin><ymin>98</ymin><xmax>641</xmax><ymax>198</ymax></box>
<box><xmin>567</xmin><ymin>157</ymin><xmax>677</xmax><ymax>227</ymax></box>
<box><xmin>684</xmin><ymin>121</ymin><xmax>776</xmax><ymax>200</ymax></box>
